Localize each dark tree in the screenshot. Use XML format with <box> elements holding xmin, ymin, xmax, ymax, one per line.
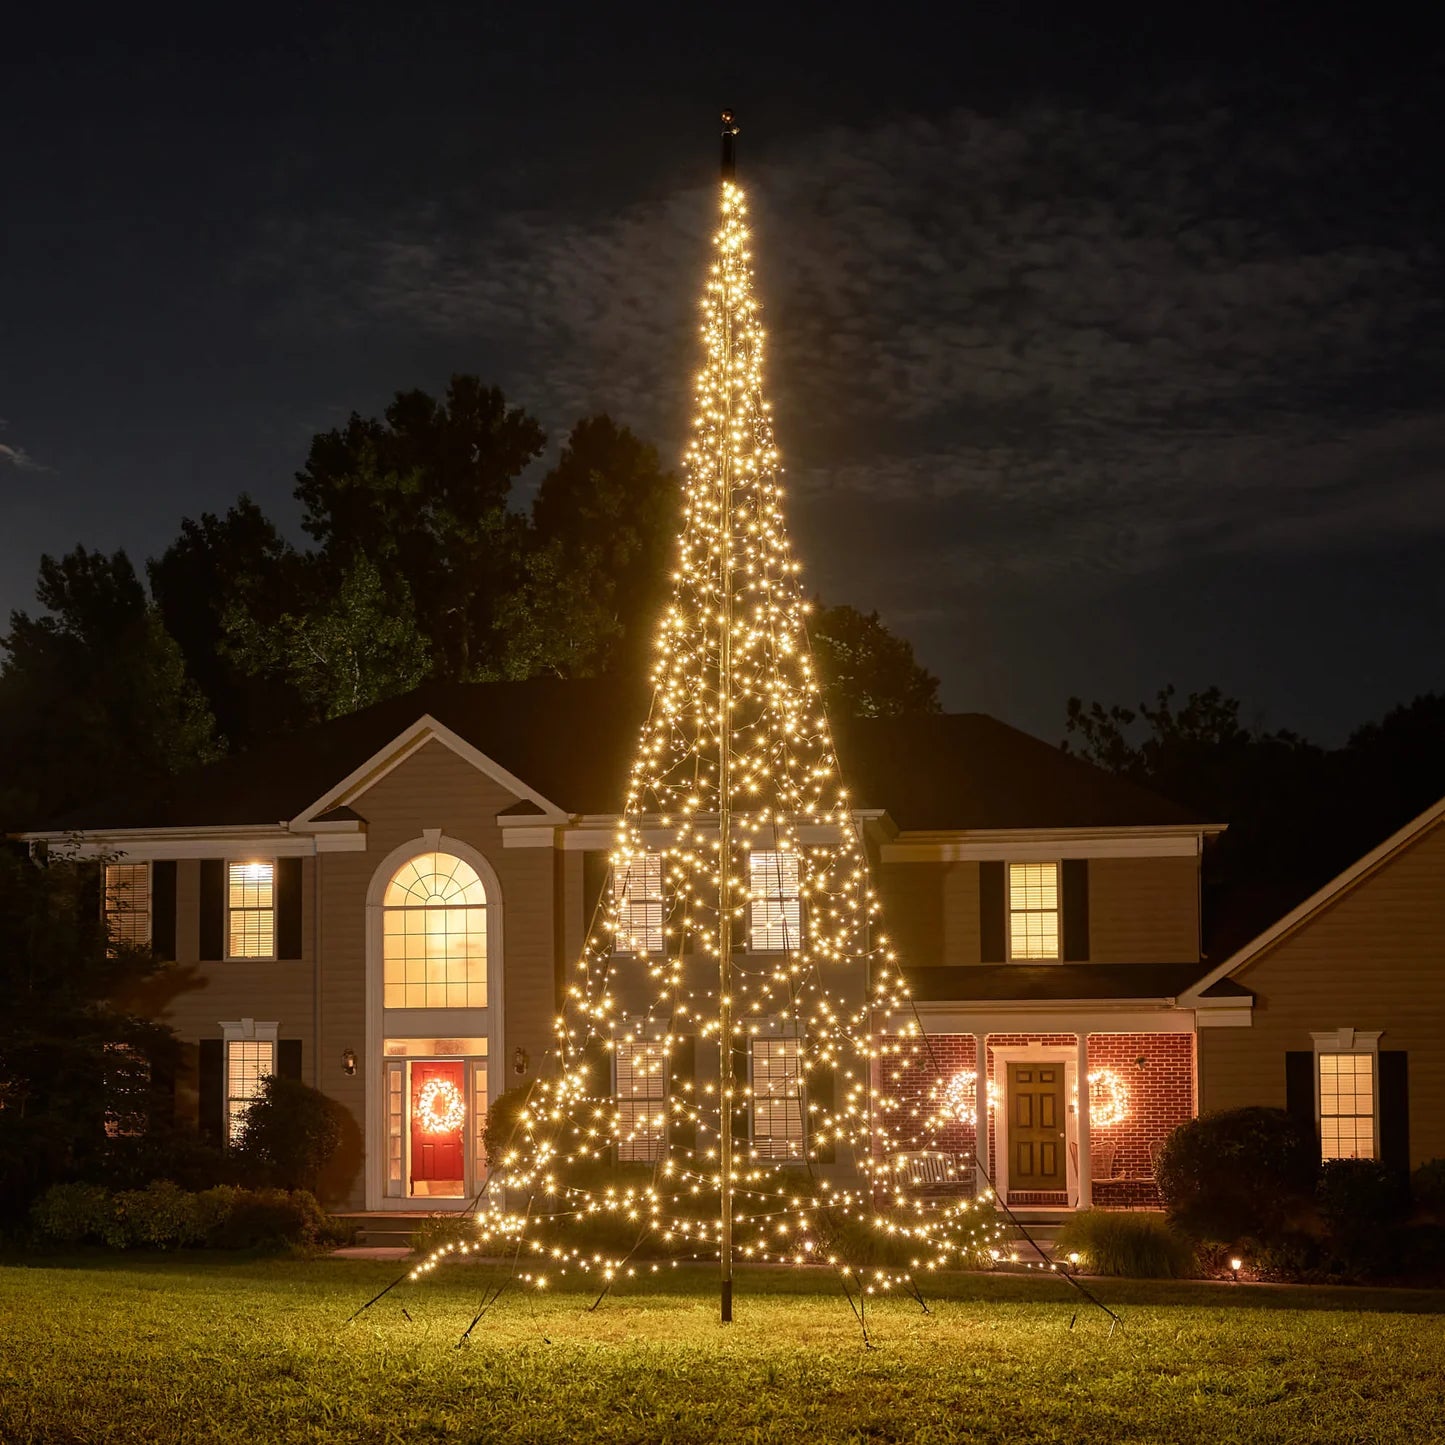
<box><xmin>293</xmin><ymin>376</ymin><xmax>546</xmax><ymax>680</ymax></box>
<box><xmin>0</xmin><ymin>846</ymin><xmax>183</xmax><ymax>1218</ymax></box>
<box><xmin>148</xmin><ymin>496</ymin><xmax>306</xmax><ymax>746</ymax></box>
<box><xmin>809</xmin><ymin>603</ymin><xmax>942</xmax><ymax>718</ymax></box>
<box><xmin>499</xmin><ymin>416</ymin><xmax>679</xmax><ymax>678</ymax></box>
<box><xmin>0</xmin><ymin>548</ymin><xmax>220</xmax><ymax>826</ymax></box>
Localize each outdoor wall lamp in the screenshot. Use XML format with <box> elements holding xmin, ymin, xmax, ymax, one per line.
<box><xmin>513</xmin><ymin>1048</ymin><xmax>529</xmax><ymax>1076</ymax></box>
<box><xmin>341</xmin><ymin>1048</ymin><xmax>357</xmax><ymax>1076</ymax></box>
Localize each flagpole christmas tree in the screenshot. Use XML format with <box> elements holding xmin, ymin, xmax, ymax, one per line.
<box><xmin>397</xmin><ymin>113</ymin><xmax>1024</xmax><ymax>1331</ymax></box>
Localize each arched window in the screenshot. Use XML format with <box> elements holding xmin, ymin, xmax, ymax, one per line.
<box><xmin>382</xmin><ymin>852</ymin><xmax>488</xmax><ymax>1009</ymax></box>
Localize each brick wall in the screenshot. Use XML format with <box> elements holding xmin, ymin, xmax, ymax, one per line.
<box><xmin>874</xmin><ymin>1033</ymin><xmax>977</xmax><ymax>1159</ymax></box>
<box><xmin>1086</xmin><ymin>1032</ymin><xmax>1193</xmax><ymax>1207</ymax></box>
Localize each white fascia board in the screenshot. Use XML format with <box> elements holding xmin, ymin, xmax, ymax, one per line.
<box><xmin>25</xmin><ymin>826</ymin><xmax>313</xmax><ymax>860</ymax></box>
<box><xmin>883</xmin><ymin>826</ymin><xmax>1216</xmax><ymax>863</ymax></box>
<box><xmin>1180</xmin><ymin>793</ymin><xmax>1445</xmax><ymax>1003</ymax></box>
<box><xmin>1195</xmin><ymin>1001</ymin><xmax>1254</xmax><ymax>1028</ymax></box>
<box><xmin>900</xmin><ymin>1003</ymin><xmax>1197</xmax><ymax>1034</ymax></box>
<box><xmin>289</xmin><ymin>714</ymin><xmax>570</xmax><ymax>829</ymax></box>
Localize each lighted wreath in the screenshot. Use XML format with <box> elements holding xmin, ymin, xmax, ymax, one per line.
<box><xmin>415</xmin><ymin>1078</ymin><xmax>465</xmax><ymax>1135</ymax></box>
<box><xmin>940</xmin><ymin>1069</ymin><xmax>998</xmax><ymax>1128</ymax></box>
<box><xmin>1086</xmin><ymin>1068</ymin><xmax>1129</xmax><ymax>1128</ymax></box>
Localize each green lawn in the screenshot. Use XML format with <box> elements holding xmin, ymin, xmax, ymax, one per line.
<box><xmin>3</xmin><ymin>1257</ymin><xmax>1444</xmax><ymax>1443</ymax></box>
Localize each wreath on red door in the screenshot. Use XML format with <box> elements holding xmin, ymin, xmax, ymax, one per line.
<box><xmin>414</xmin><ymin>1077</ymin><xmax>465</xmax><ymax>1134</ymax></box>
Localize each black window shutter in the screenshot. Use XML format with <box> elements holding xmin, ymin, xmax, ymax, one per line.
<box><xmin>1284</xmin><ymin>1051</ymin><xmax>1317</xmax><ymax>1148</ymax></box>
<box><xmin>1062</xmin><ymin>859</ymin><xmax>1089</xmax><ymax>962</ymax></box>
<box><xmin>198</xmin><ymin>1037</ymin><xmax>224</xmax><ymax>1144</ymax></box>
<box><xmin>979</xmin><ymin>861</ymin><xmax>1005</xmax><ymax>962</ymax></box>
<box><xmin>1379</xmin><ymin>1051</ymin><xmax>1409</xmax><ymax>1174</ymax></box>
<box><xmin>582</xmin><ymin>851</ymin><xmax>609</xmax><ymax>925</ymax></box>
<box><xmin>669</xmin><ymin>1036</ymin><xmax>697</xmax><ymax>1154</ymax></box>
<box><xmin>277</xmin><ymin>858</ymin><xmax>304</xmax><ymax>960</ymax></box>
<box><xmin>150</xmin><ymin>1039</ymin><xmax>177</xmax><ymax>1125</ymax></box>
<box><xmin>581</xmin><ymin>1036</ymin><xmax>615</xmax><ymax>1164</ymax></box>
<box><xmin>200</xmin><ymin>860</ymin><xmax>225</xmax><ymax>960</ymax></box>
<box><xmin>277</xmin><ymin>1039</ymin><xmax>303</xmax><ymax>1081</ymax></box>
<box><xmin>151</xmin><ymin>861</ymin><xmax>177</xmax><ymax>959</ymax></box>
<box><xmin>732</xmin><ymin>1035</ymin><xmax>753</xmax><ymax>1147</ymax></box>
<box><xmin>809</xmin><ymin>1046</ymin><xmax>836</xmax><ymax>1164</ymax></box>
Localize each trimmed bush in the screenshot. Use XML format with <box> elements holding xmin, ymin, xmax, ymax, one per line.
<box><xmin>1317</xmin><ymin>1159</ymin><xmax>1410</xmax><ymax>1280</ymax></box>
<box><xmin>31</xmin><ymin>1182</ymin><xmax>112</xmax><ymax>1244</ymax></box>
<box><xmin>1412</xmin><ymin>1159</ymin><xmax>1445</xmax><ymax>1218</ymax></box>
<box><xmin>234</xmin><ymin>1076</ymin><xmax>343</xmax><ymax>1191</ymax></box>
<box><xmin>1154</xmin><ymin>1107</ymin><xmax>1318</xmax><ymax>1243</ymax></box>
<box><xmin>482</xmin><ymin>1086</ymin><xmax>534</xmax><ymax>1171</ymax></box>
<box><xmin>106</xmin><ymin>1180</ymin><xmax>201</xmax><ymax>1249</ymax></box>
<box><xmin>1054</xmin><ymin>1210</ymin><xmax>1196</xmax><ymax>1278</ymax></box>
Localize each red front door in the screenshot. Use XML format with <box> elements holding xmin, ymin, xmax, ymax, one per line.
<box><xmin>409</xmin><ymin>1060</ymin><xmax>466</xmax><ymax>1197</ymax></box>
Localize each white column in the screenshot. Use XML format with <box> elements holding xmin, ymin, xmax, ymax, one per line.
<box><xmin>1076</xmin><ymin>1034</ymin><xmax>1092</xmax><ymax>1209</ymax></box>
<box><xmin>973</xmin><ymin>1033</ymin><xmax>990</xmax><ymax>1195</ymax></box>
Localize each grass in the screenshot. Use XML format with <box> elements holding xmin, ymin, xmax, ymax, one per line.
<box><xmin>3</xmin><ymin>1256</ymin><xmax>1445</xmax><ymax>1443</ymax></box>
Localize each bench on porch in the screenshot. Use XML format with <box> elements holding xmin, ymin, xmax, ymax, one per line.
<box><xmin>888</xmin><ymin>1150</ymin><xmax>973</xmax><ymax>1194</ymax></box>
<box><xmin>1069</xmin><ymin>1140</ymin><xmax>1163</xmax><ymax>1202</ymax></box>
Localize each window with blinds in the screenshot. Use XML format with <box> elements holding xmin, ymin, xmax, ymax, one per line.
<box><xmin>751</xmin><ymin>1037</ymin><xmax>804</xmax><ymax>1160</ymax></box>
<box><xmin>613</xmin><ymin>852</ymin><xmax>664</xmax><ymax>955</ymax></box>
<box><xmin>1008</xmin><ymin>861</ymin><xmax>1060</xmax><ymax>960</ymax></box>
<box><xmin>226</xmin><ymin>1039</ymin><xmax>275</xmax><ymax>1144</ymax></box>
<box><xmin>1319</xmin><ymin>1052</ymin><xmax>1376</xmax><ymax>1161</ymax></box>
<box><xmin>104</xmin><ymin>863</ymin><xmax>152</xmax><ymax>951</ymax></box>
<box><xmin>227</xmin><ymin>861</ymin><xmax>276</xmax><ymax>959</ymax></box>
<box><xmin>615</xmin><ymin>1040</ymin><xmax>668</xmax><ymax>1162</ymax></box>
<box><xmin>749</xmin><ymin>851</ymin><xmax>801</xmax><ymax>952</ymax></box>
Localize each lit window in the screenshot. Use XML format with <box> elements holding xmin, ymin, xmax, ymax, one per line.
<box><xmin>1008</xmin><ymin>862</ymin><xmax>1060</xmax><ymax>960</ymax></box>
<box><xmin>615</xmin><ymin>1039</ymin><xmax>667</xmax><ymax>1162</ymax></box>
<box><xmin>751</xmin><ymin>1037</ymin><xmax>804</xmax><ymax>1160</ymax></box>
<box><xmin>104</xmin><ymin>863</ymin><xmax>151</xmax><ymax>951</ymax></box>
<box><xmin>102</xmin><ymin>1042</ymin><xmax>150</xmax><ymax>1138</ymax></box>
<box><xmin>382</xmin><ymin>852</ymin><xmax>488</xmax><ymax>1009</ymax></box>
<box><xmin>226</xmin><ymin>1039</ymin><xmax>275</xmax><ymax>1144</ymax></box>
<box><xmin>1319</xmin><ymin>1053</ymin><xmax>1376</xmax><ymax>1161</ymax></box>
<box><xmin>227</xmin><ymin>861</ymin><xmax>275</xmax><ymax>959</ymax></box>
<box><xmin>749</xmin><ymin>851</ymin><xmax>800</xmax><ymax>951</ymax></box>
<box><xmin>614</xmin><ymin>852</ymin><xmax>664</xmax><ymax>954</ymax></box>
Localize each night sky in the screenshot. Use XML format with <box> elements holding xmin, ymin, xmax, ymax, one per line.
<box><xmin>4</xmin><ymin>3</ymin><xmax>1442</xmax><ymax>744</ymax></box>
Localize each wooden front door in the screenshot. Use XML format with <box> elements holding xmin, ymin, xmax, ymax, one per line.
<box><xmin>1007</xmin><ymin>1062</ymin><xmax>1067</xmax><ymax>1190</ymax></box>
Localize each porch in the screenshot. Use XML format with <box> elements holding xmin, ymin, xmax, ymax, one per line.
<box><xmin>878</xmin><ymin>1029</ymin><xmax>1194</xmax><ymax>1211</ymax></box>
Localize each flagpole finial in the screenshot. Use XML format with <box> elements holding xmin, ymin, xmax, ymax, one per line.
<box><xmin>720</xmin><ymin>109</ymin><xmax>739</xmax><ymax>180</ymax></box>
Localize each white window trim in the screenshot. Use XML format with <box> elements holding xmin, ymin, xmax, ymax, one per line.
<box><xmin>1311</xmin><ymin>1028</ymin><xmax>1382</xmax><ymax>1162</ymax></box>
<box><xmin>750</xmin><ymin>1034</ymin><xmax>806</xmax><ymax>1162</ymax></box>
<box><xmin>1005</xmin><ymin>859</ymin><xmax>1063</xmax><ymax>963</ymax></box>
<box><xmin>748</xmin><ymin>849</ymin><xmax>802</xmax><ymax>954</ymax></box>
<box><xmin>613</xmin><ymin>851</ymin><xmax>665</xmax><ymax>957</ymax></box>
<box><xmin>225</xmin><ymin>857</ymin><xmax>278</xmax><ymax>962</ymax></box>
<box><xmin>104</xmin><ymin>861</ymin><xmax>153</xmax><ymax>950</ymax></box>
<box><xmin>220</xmin><ymin>1018</ymin><xmax>279</xmax><ymax>1147</ymax></box>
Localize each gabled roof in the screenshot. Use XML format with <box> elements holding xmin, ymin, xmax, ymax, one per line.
<box><xmin>23</xmin><ymin>677</ymin><xmax>1211</xmax><ymax>835</ymax></box>
<box><xmin>1182</xmin><ymin>792</ymin><xmax>1445</xmax><ymax>1001</ymax></box>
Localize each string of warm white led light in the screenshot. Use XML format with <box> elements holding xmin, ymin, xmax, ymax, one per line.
<box><xmin>351</xmin><ymin>118</ymin><xmax>1121</xmax><ymax>1342</ymax></box>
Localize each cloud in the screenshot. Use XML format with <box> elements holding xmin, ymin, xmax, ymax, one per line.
<box><xmin>240</xmin><ymin>101</ymin><xmax>1445</xmax><ymax>594</ymax></box>
<box><xmin>0</xmin><ymin>437</ymin><xmax>48</xmax><ymax>473</ymax></box>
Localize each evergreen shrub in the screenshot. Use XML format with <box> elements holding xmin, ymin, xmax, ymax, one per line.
<box><xmin>1154</xmin><ymin>1107</ymin><xmax>1318</xmax><ymax>1243</ymax></box>
<box><xmin>234</xmin><ymin>1076</ymin><xmax>342</xmax><ymax>1191</ymax></box>
<box><xmin>1411</xmin><ymin>1159</ymin><xmax>1445</xmax><ymax>1218</ymax></box>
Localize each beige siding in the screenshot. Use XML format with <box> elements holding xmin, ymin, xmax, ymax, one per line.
<box><xmin>316</xmin><ymin>739</ymin><xmax>560</xmax><ymax>1205</ymax></box>
<box><xmin>1199</xmin><ymin>817</ymin><xmax>1445</xmax><ymax>1167</ymax></box>
<box><xmin>1088</xmin><ymin>855</ymin><xmax>1199</xmax><ymax>964</ymax></box>
<box><xmin>876</xmin><ymin>860</ymin><xmax>981</xmax><ymax>967</ymax></box>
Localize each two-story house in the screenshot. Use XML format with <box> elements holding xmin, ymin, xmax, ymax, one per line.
<box><xmin>27</xmin><ymin>676</ymin><xmax>1429</xmax><ymax>1219</ymax></box>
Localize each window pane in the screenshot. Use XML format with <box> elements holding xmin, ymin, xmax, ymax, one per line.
<box><xmin>1008</xmin><ymin>861</ymin><xmax>1060</xmax><ymax>960</ymax></box>
<box><xmin>1318</xmin><ymin>1051</ymin><xmax>1376</xmax><ymax>1161</ymax></box>
<box><xmin>104</xmin><ymin>863</ymin><xmax>152</xmax><ymax>949</ymax></box>
<box><xmin>750</xmin><ymin>852</ymin><xmax>801</xmax><ymax>951</ymax></box>
<box><xmin>227</xmin><ymin>862</ymin><xmax>275</xmax><ymax>959</ymax></box>
<box><xmin>614</xmin><ymin>852</ymin><xmax>665</xmax><ymax>954</ymax></box>
<box><xmin>615</xmin><ymin>1040</ymin><xmax>667</xmax><ymax>1162</ymax></box>
<box><xmin>751</xmin><ymin>1037</ymin><xmax>803</xmax><ymax>1160</ymax></box>
<box><xmin>226</xmin><ymin>1039</ymin><xmax>275</xmax><ymax>1144</ymax></box>
<box><xmin>383</xmin><ymin>852</ymin><xmax>488</xmax><ymax>1008</ymax></box>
